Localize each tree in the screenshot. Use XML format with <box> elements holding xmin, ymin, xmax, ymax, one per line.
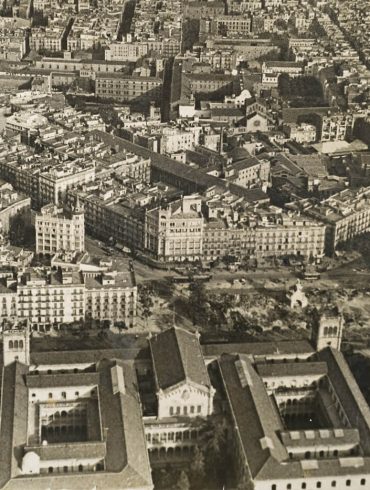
<box><xmin>200</xmin><ymin>415</ymin><xmax>229</xmax><ymax>484</ymax></box>
<box><xmin>138</xmin><ymin>285</ymin><xmax>154</xmax><ymax>327</ymax></box>
<box><xmin>190</xmin><ymin>445</ymin><xmax>206</xmax><ymax>488</ymax></box>
<box><xmin>174</xmin><ymin>470</ymin><xmax>190</xmax><ymax>490</ymax></box>
<box><xmin>188</xmin><ymin>281</ymin><xmax>209</xmax><ymax>325</ymax></box>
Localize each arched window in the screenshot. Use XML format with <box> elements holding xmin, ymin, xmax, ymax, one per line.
<box><xmin>48</xmin><ymin>467</ymin><xmax>53</xmax><ymax>473</ymax></box>
<box><xmin>305</xmin><ymin>451</ymin><xmax>311</xmax><ymax>459</ymax></box>
<box><xmin>361</xmin><ymin>479</ymin><xmax>366</xmax><ymax>486</ymax></box>
<box><xmin>324</xmin><ymin>327</ymin><xmax>329</xmax><ymax>336</ymax></box>
<box><xmin>78</xmin><ymin>465</ymin><xmax>83</xmax><ymax>472</ymax></box>
<box><xmin>8</xmin><ymin>340</ymin><xmax>13</xmax><ymax>349</ymax></box>
<box><xmin>14</xmin><ymin>340</ymin><xmax>18</xmax><ymax>349</ymax></box>
<box><xmin>61</xmin><ymin>392</ymin><xmax>66</xmax><ymax>399</ymax></box>
<box><xmin>61</xmin><ymin>411</ymin><xmax>67</xmax><ymax>417</ymax></box>
<box><xmin>19</xmin><ymin>340</ymin><xmax>23</xmax><ymax>349</ymax></box>
<box><xmin>319</xmin><ymin>450</ymin><xmax>324</xmax><ymax>458</ymax></box>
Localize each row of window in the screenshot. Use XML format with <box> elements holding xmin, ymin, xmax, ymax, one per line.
<box><xmin>272</xmin><ymin>479</ymin><xmax>367</xmax><ymax>489</ymax></box>
<box><xmin>169</xmin><ymin>405</ymin><xmax>202</xmax><ymax>416</ymax></box>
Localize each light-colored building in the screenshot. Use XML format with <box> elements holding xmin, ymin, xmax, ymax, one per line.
<box><xmin>35</xmin><ymin>201</ymin><xmax>85</xmax><ymax>255</ymax></box>
<box><xmin>0</xmin><ymin>327</ymin><xmax>153</xmax><ymax>490</ymax></box>
<box><xmin>85</xmin><ymin>271</ymin><xmax>137</xmax><ymax>327</ymax></box>
<box><xmin>288</xmin><ymin>187</ymin><xmax>370</xmax><ymax>254</ymax></box>
<box><xmin>149</xmin><ymin>327</ymin><xmax>215</xmax><ymax>419</ymax></box>
<box><xmin>145</xmin><ymin>195</ymin><xmax>204</xmax><ymax>262</ymax></box>
<box><xmin>0</xmin><ymin>267</ymin><xmax>137</xmax><ymax>329</ymax></box>
<box><xmin>285</xmin><ymin>123</ymin><xmax>317</xmax><ymax>143</ymax></box>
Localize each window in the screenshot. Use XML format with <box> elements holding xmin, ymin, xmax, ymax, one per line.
<box><xmin>197</xmin><ymin>405</ymin><xmax>201</xmax><ymax>414</ymax></box>
<box><xmin>331</xmin><ymin>482</ymin><xmax>336</xmax><ymax>488</ymax></box>
<box><xmin>287</xmin><ymin>485</ymin><xmax>291</xmax><ymax>490</ymax></box>
<box><xmin>48</xmin><ymin>393</ymin><xmax>53</xmax><ymax>399</ymax></box>
<box><xmin>8</xmin><ymin>341</ymin><xmax>13</xmax><ymax>349</ymax></box>
<box><xmin>61</xmin><ymin>391</ymin><xmax>66</xmax><ymax>399</ymax></box>
<box><xmin>48</xmin><ymin>467</ymin><xmax>53</xmax><ymax>473</ymax></box>
<box><xmin>346</xmin><ymin>481</ymin><xmax>351</xmax><ymax>487</ymax></box>
<box><xmin>169</xmin><ymin>407</ymin><xmax>174</xmax><ymax>416</ymax></box>
<box><xmin>63</xmin><ymin>466</ymin><xmax>68</xmax><ymax>473</ymax></box>
<box><xmin>361</xmin><ymin>479</ymin><xmax>366</xmax><ymax>486</ymax></box>
<box><xmin>302</xmin><ymin>484</ymin><xmax>306</xmax><ymax>489</ymax></box>
<box><xmin>317</xmin><ymin>483</ymin><xmax>321</xmax><ymax>489</ymax></box>
<box><xmin>272</xmin><ymin>486</ymin><xmax>276</xmax><ymax>490</ymax></box>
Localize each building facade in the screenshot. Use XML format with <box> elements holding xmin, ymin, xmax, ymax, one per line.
<box><xmin>35</xmin><ymin>202</ymin><xmax>85</xmax><ymax>255</ymax></box>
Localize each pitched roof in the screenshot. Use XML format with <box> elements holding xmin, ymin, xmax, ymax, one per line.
<box><xmin>218</xmin><ymin>354</ymin><xmax>287</xmax><ymax>478</ymax></box>
<box><xmin>150</xmin><ymin>327</ymin><xmax>210</xmax><ymax>391</ymax></box>
<box><xmin>0</xmin><ymin>359</ymin><xmax>153</xmax><ymax>490</ymax></box>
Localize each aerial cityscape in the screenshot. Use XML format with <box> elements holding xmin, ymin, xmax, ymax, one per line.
<box><xmin>1</xmin><ymin>0</ymin><xmax>370</xmax><ymax>489</ymax></box>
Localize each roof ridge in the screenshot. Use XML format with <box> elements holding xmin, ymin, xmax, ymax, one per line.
<box><xmin>173</xmin><ymin>327</ymin><xmax>188</xmax><ymax>384</ymax></box>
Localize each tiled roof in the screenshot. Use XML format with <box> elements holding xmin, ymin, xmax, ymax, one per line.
<box><xmin>150</xmin><ymin>327</ymin><xmax>210</xmax><ymax>391</ymax></box>
<box><xmin>218</xmin><ymin>354</ymin><xmax>287</xmax><ymax>478</ymax></box>
<box><xmin>256</xmin><ymin>361</ymin><xmax>328</xmax><ymax>378</ymax></box>
<box><xmin>202</xmin><ymin>339</ymin><xmax>314</xmax><ymax>358</ymax></box>
<box><xmin>27</xmin><ymin>441</ymin><xmax>107</xmax><ymax>461</ymax></box>
<box><xmin>317</xmin><ymin>348</ymin><xmax>370</xmax><ymax>455</ymax></box>
<box><xmin>0</xmin><ymin>359</ymin><xmax>153</xmax><ymax>490</ymax></box>
<box><xmin>26</xmin><ymin>372</ymin><xmax>99</xmax><ymax>388</ymax></box>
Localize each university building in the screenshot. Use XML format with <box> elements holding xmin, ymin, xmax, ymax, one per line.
<box><xmin>2</xmin><ymin>310</ymin><xmax>370</xmax><ymax>489</ymax></box>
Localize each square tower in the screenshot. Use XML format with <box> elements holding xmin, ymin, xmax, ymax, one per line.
<box><xmin>311</xmin><ymin>308</ymin><xmax>343</xmax><ymax>351</ymax></box>
<box><xmin>3</xmin><ymin>326</ymin><xmax>30</xmax><ymax>366</ymax></box>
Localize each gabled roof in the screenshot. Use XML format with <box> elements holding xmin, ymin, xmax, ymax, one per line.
<box><xmin>149</xmin><ymin>327</ymin><xmax>211</xmax><ymax>391</ymax></box>
<box><xmin>217</xmin><ymin>354</ymin><xmax>287</xmax><ymax>479</ymax></box>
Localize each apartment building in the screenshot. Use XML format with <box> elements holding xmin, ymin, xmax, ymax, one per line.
<box><xmin>17</xmin><ymin>269</ymin><xmax>85</xmax><ymax>326</ymax></box>
<box><xmin>145</xmin><ymin>195</ymin><xmax>204</xmax><ymax>262</ymax></box>
<box><xmin>318</xmin><ymin>112</ymin><xmax>354</xmax><ymax>141</ymax></box>
<box><xmin>0</xmin><ymin>267</ymin><xmax>137</xmax><ymax>328</ymax></box>
<box><xmin>289</xmin><ymin>187</ymin><xmax>370</xmax><ymax>254</ymax></box>
<box><xmin>95</xmin><ymin>73</ymin><xmax>163</xmax><ymax>103</ymax></box>
<box><xmin>35</xmin><ymin>201</ymin><xmax>85</xmax><ymax>255</ymax></box>
<box><xmin>160</xmin><ymin>127</ymin><xmax>201</xmax><ymax>155</ymax></box>
<box><xmin>85</xmin><ymin>270</ymin><xmax>137</xmax><ymax>326</ymax></box>
<box><xmin>29</xmin><ymin>23</ymin><xmax>70</xmax><ymax>52</ymax></box>
<box><xmin>38</xmin><ymin>160</ymin><xmax>95</xmax><ymax>206</ymax></box>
